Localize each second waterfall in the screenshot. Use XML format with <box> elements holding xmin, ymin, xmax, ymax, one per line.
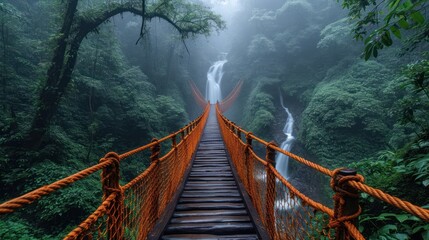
<box><xmin>206</xmin><ymin>58</ymin><xmax>227</xmax><ymax>103</ymax></box>
<box><xmin>275</xmin><ymin>95</ymin><xmax>295</xmax><ymax>179</ymax></box>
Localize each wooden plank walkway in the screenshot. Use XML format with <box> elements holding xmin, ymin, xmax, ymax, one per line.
<box><xmin>160</xmin><ymin>106</ymin><xmax>262</xmax><ymax>240</ymax></box>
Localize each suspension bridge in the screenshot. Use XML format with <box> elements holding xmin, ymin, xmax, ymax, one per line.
<box><xmin>1</xmin><ymin>100</ymin><xmax>429</xmax><ymax>239</ymax></box>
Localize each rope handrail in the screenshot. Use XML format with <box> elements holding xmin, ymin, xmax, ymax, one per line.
<box><xmin>64</xmin><ymin>103</ymin><xmax>210</xmax><ymax>239</ymax></box>
<box><xmin>64</xmin><ymin>192</ymin><xmax>118</xmax><ymax>240</ymax></box>
<box><xmin>0</xmin><ymin>104</ymin><xmax>210</xmax><ymax>239</ymax></box>
<box><xmin>215</xmin><ymin>103</ymin><xmax>428</xmax><ymax>240</ymax></box>
<box><xmin>188</xmin><ymin>79</ymin><xmax>243</xmax><ymax>112</ymax></box>
<box><xmin>215</xmin><ymin>104</ymin><xmax>363</xmax><ymax>239</ymax></box>
<box><xmin>0</xmin><ymin>104</ymin><xmax>209</xmax><ymax>217</ymax></box>
<box><xmin>119</xmin><ymin>105</ymin><xmax>208</xmax><ymax>160</ymax></box>
<box><xmin>348</xmin><ymin>180</ymin><xmax>429</xmax><ymax>221</ymax></box>
<box><xmin>216</xmin><ymin>105</ymin><xmax>429</xmax><ymax>223</ymax></box>
<box><xmin>217</xmin><ymin>107</ymin><xmax>334</xmax><ymax>177</ymax></box>
<box><xmin>0</xmin><ymin>159</ymin><xmax>115</xmax><ymax>214</ymax></box>
<box><xmin>219</xmin><ymin>80</ymin><xmax>243</xmax><ymax>112</ymax></box>
<box><xmin>270</xmin><ymin>163</ymin><xmax>334</xmax><ymax>217</ymax></box>
<box><xmin>3</xmin><ymin>100</ymin><xmax>428</xmax><ymax>240</ymax></box>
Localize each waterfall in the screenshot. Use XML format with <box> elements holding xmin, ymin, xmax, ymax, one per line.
<box><xmin>206</xmin><ymin>57</ymin><xmax>227</xmax><ymax>103</ymax></box>
<box><xmin>275</xmin><ymin>94</ymin><xmax>295</xmax><ymax>179</ymax></box>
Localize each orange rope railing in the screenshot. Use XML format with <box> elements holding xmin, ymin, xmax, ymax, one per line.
<box><xmin>215</xmin><ymin>104</ymin><xmax>429</xmax><ymax>240</ymax></box>
<box><xmin>0</xmin><ymin>159</ymin><xmax>114</xmax><ymax>214</ymax></box>
<box><xmin>220</xmin><ymin>80</ymin><xmax>243</xmax><ymax>112</ymax></box>
<box><xmin>188</xmin><ymin>80</ymin><xmax>207</xmax><ymax>109</ymax></box>
<box><xmin>0</xmin><ymin>103</ymin><xmax>210</xmax><ymax>240</ymax></box>
<box><xmin>188</xmin><ymin>79</ymin><xmax>243</xmax><ymax>112</ymax></box>
<box><xmin>348</xmin><ymin>180</ymin><xmax>429</xmax><ymax>221</ymax></box>
<box><xmin>2</xmin><ymin>101</ymin><xmax>428</xmax><ymax>240</ymax></box>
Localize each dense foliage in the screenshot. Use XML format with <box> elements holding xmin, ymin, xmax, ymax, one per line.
<box><xmin>222</xmin><ymin>0</ymin><xmax>429</xmax><ymax>239</ymax></box>
<box><xmin>0</xmin><ymin>0</ymin><xmax>222</xmax><ymax>238</ymax></box>
<box><xmin>300</xmin><ymin>60</ymin><xmax>396</xmax><ymax>166</ymax></box>
<box><xmin>1</xmin><ymin>0</ymin><xmax>429</xmax><ymax>239</ymax></box>
<box><xmin>341</xmin><ymin>0</ymin><xmax>429</xmax><ymax>59</ymax></box>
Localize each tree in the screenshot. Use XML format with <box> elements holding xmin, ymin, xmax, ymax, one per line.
<box><xmin>300</xmin><ymin>60</ymin><xmax>394</xmax><ymax>166</ymax></box>
<box><xmin>340</xmin><ymin>0</ymin><xmax>428</xmax><ymax>59</ymax></box>
<box><xmin>27</xmin><ymin>0</ymin><xmax>225</xmax><ymax>146</ymax></box>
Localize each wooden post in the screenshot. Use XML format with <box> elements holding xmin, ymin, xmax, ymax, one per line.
<box><xmin>333</xmin><ymin>169</ymin><xmax>360</xmax><ymax>240</ymax></box>
<box><xmin>265</xmin><ymin>142</ymin><xmax>277</xmax><ymax>239</ymax></box>
<box><xmin>150</xmin><ymin>139</ymin><xmax>161</xmax><ymax>220</ymax></box>
<box><xmin>245</xmin><ymin>133</ymin><xmax>253</xmax><ymax>194</ymax></box>
<box><xmin>100</xmin><ymin>152</ymin><xmax>123</xmax><ymax>240</ymax></box>
<box><xmin>180</xmin><ymin>130</ymin><xmax>185</xmax><ymax>140</ymax></box>
<box><xmin>171</xmin><ymin>135</ymin><xmax>177</xmax><ymax>149</ymax></box>
<box><xmin>171</xmin><ymin>135</ymin><xmax>178</xmax><ymax>197</ymax></box>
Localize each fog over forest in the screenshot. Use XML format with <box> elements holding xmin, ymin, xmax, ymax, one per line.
<box><xmin>1</xmin><ymin>0</ymin><xmax>429</xmax><ymax>239</ymax></box>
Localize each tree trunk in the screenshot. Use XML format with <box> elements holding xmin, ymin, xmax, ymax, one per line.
<box><xmin>27</xmin><ymin>0</ymin><xmax>79</xmax><ymax>146</ymax></box>
<box><xmin>1</xmin><ymin>20</ymin><xmax>7</xmax><ymax>110</ymax></box>
<box><xmin>25</xmin><ymin>1</ymin><xmax>223</xmax><ymax>147</ymax></box>
<box><xmin>86</xmin><ymin>39</ymin><xmax>100</xmax><ymax>161</ymax></box>
<box><xmin>28</xmin><ymin>33</ymin><xmax>84</xmax><ymax>146</ymax></box>
<box><xmin>166</xmin><ymin>43</ymin><xmax>177</xmax><ymax>87</ymax></box>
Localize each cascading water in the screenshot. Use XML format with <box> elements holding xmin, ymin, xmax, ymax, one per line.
<box><xmin>206</xmin><ymin>58</ymin><xmax>227</xmax><ymax>103</ymax></box>
<box><xmin>275</xmin><ymin>94</ymin><xmax>295</xmax><ymax>179</ymax></box>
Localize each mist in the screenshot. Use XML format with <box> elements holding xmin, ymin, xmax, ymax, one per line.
<box><xmin>1</xmin><ymin>0</ymin><xmax>429</xmax><ymax>238</ymax></box>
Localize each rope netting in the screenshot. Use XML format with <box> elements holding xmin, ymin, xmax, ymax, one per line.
<box><xmin>219</xmin><ymin>80</ymin><xmax>243</xmax><ymax>112</ymax></box>
<box><xmin>215</xmin><ymin>104</ymin><xmax>429</xmax><ymax>240</ymax></box>
<box><xmin>188</xmin><ymin>79</ymin><xmax>243</xmax><ymax>112</ymax></box>
<box><xmin>0</xmin><ymin>104</ymin><xmax>209</xmax><ymax>240</ymax></box>
<box><xmin>2</xmin><ymin>100</ymin><xmax>428</xmax><ymax>240</ymax></box>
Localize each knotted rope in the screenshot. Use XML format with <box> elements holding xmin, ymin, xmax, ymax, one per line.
<box><xmin>329</xmin><ymin>168</ymin><xmax>364</xmax><ymax>229</ymax></box>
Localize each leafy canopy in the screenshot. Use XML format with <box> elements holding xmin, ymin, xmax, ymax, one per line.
<box><xmin>300</xmin><ymin>61</ymin><xmax>394</xmax><ymax>166</ymax></box>
<box><xmin>340</xmin><ymin>0</ymin><xmax>428</xmax><ymax>59</ymax></box>
<box><xmin>79</xmin><ymin>0</ymin><xmax>226</xmax><ymax>40</ymax></box>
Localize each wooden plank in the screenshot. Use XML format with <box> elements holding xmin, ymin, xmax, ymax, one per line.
<box><xmin>170</xmin><ymin>215</ymin><xmax>251</xmax><ymax>224</ymax></box>
<box><xmin>193</xmin><ymin>164</ymin><xmax>230</xmax><ymax>167</ymax></box>
<box><xmin>180</xmin><ymin>193</ymin><xmax>241</xmax><ymax>199</ymax></box>
<box><xmin>194</xmin><ymin>155</ymin><xmax>227</xmax><ymax>157</ymax></box>
<box><xmin>184</xmin><ymin>185</ymin><xmax>237</xmax><ymax>190</ymax></box>
<box><xmin>185</xmin><ymin>181</ymin><xmax>236</xmax><ymax>186</ymax></box>
<box><xmin>193</xmin><ymin>158</ymin><xmax>228</xmax><ymax>161</ymax></box>
<box><xmin>158</xmin><ymin>107</ymin><xmax>263</xmax><ymax>239</ymax></box>
<box><xmin>191</xmin><ymin>167</ymin><xmax>231</xmax><ymax>172</ymax></box>
<box><xmin>225</xmin><ymin>139</ymin><xmax>271</xmax><ymax>240</ymax></box>
<box><xmin>186</xmin><ymin>177</ymin><xmax>235</xmax><ymax>182</ymax></box>
<box><xmin>192</xmin><ymin>161</ymin><xmax>229</xmax><ymax>164</ymax></box>
<box><xmin>195</xmin><ymin>153</ymin><xmax>227</xmax><ymax>157</ymax></box>
<box><xmin>147</xmin><ymin>134</ymin><xmax>199</xmax><ymax>240</ymax></box>
<box><xmin>164</xmin><ymin>222</ymin><xmax>255</xmax><ymax>234</ymax></box>
<box><xmin>182</xmin><ymin>189</ymin><xmax>240</xmax><ymax>194</ymax></box>
<box><xmin>178</xmin><ymin>197</ymin><xmax>243</xmax><ymax>203</ymax></box>
<box><xmin>180</xmin><ymin>192</ymin><xmax>241</xmax><ymax>198</ymax></box>
<box><xmin>161</xmin><ymin>234</ymin><xmax>259</xmax><ymax>240</ymax></box>
<box><xmin>189</xmin><ymin>173</ymin><xmax>233</xmax><ymax>177</ymax></box>
<box><xmin>175</xmin><ymin>202</ymin><xmax>245</xmax><ymax>210</ymax></box>
<box><xmin>173</xmin><ymin>210</ymin><xmax>248</xmax><ymax>218</ymax></box>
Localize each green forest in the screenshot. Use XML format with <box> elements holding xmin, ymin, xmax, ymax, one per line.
<box><xmin>1</xmin><ymin>0</ymin><xmax>428</xmax><ymax>239</ymax></box>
